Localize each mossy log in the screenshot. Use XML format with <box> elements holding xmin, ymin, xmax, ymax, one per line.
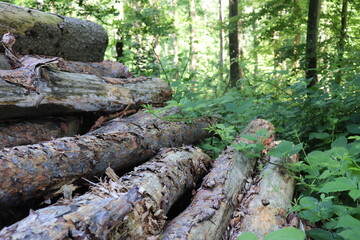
<box><xmin>0</xmin><ymin>116</ymin><xmax>83</xmax><ymax>148</ymax></box>
<box><xmin>0</xmin><ymin>68</ymin><xmax>171</xmax><ymax>119</ymax></box>
<box><xmin>158</xmin><ymin>119</ymin><xmax>275</xmax><ymax>240</ymax></box>
<box><xmin>0</xmin><ymin>2</ymin><xmax>108</xmax><ymax>62</ymax></box>
<box><xmin>233</xmin><ymin>153</ymin><xmax>298</xmax><ymax>240</ymax></box>
<box><xmin>0</xmin><ymin>146</ymin><xmax>212</xmax><ymax>240</ymax></box>
<box><xmin>0</xmin><ymin>108</ymin><xmax>213</xmax><ymax>207</ymax></box>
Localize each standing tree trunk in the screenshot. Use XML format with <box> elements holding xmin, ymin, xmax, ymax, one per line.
<box><xmin>189</xmin><ymin>0</ymin><xmax>197</xmax><ymax>73</ymax></box>
<box><xmin>218</xmin><ymin>0</ymin><xmax>224</xmax><ymax>84</ymax></box>
<box><xmin>335</xmin><ymin>0</ymin><xmax>348</xmax><ymax>84</ymax></box>
<box><xmin>305</xmin><ymin>0</ymin><xmax>321</xmax><ymax>88</ymax></box>
<box><xmin>229</xmin><ymin>0</ymin><xmax>240</xmax><ymax>88</ymax></box>
<box><xmin>292</xmin><ymin>0</ymin><xmax>302</xmax><ymax>71</ymax></box>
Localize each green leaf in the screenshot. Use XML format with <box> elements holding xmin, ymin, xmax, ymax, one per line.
<box><xmin>264</xmin><ymin>227</ymin><xmax>305</xmax><ymax>240</ymax></box>
<box><xmin>349</xmin><ymin>190</ymin><xmax>360</xmax><ymax>201</ymax></box>
<box><xmin>309</xmin><ymin>132</ymin><xmax>330</xmax><ymax>140</ymax></box>
<box><xmin>338</xmin><ymin>229</ymin><xmax>360</xmax><ymax>240</ymax></box>
<box><xmin>306</xmin><ymin>228</ymin><xmax>334</xmax><ymax>240</ymax></box>
<box><xmin>319</xmin><ymin>177</ymin><xmax>357</xmax><ymax>193</ymax></box>
<box><xmin>336</xmin><ymin>215</ymin><xmax>360</xmax><ymax>230</ymax></box>
<box><xmin>331</xmin><ymin>136</ymin><xmax>348</xmax><ymax>149</ymax></box>
<box><xmin>242</xmin><ymin>134</ymin><xmax>260</xmax><ymax>142</ymax></box>
<box><xmin>346</xmin><ymin>124</ymin><xmax>360</xmax><ymax>134</ymax></box>
<box><xmin>267</xmin><ymin>141</ymin><xmax>303</xmax><ymax>158</ymax></box>
<box><xmin>237</xmin><ymin>232</ymin><xmax>258</xmax><ymax>240</ymax></box>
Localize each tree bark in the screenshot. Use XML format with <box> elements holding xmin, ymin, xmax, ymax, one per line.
<box><xmin>219</xmin><ymin>0</ymin><xmax>224</xmax><ymax>85</ymax></box>
<box><xmin>0</xmin><ymin>108</ymin><xmax>214</xmax><ymax>207</ymax></box>
<box><xmin>189</xmin><ymin>0</ymin><xmax>197</xmax><ymax>73</ymax></box>
<box><xmin>0</xmin><ymin>68</ymin><xmax>171</xmax><ymax>120</ymax></box>
<box><xmin>0</xmin><ymin>116</ymin><xmax>83</xmax><ymax>148</ymax></box>
<box><xmin>229</xmin><ymin>153</ymin><xmax>299</xmax><ymax>239</ymax></box>
<box><xmin>157</xmin><ymin>119</ymin><xmax>275</xmax><ymax>240</ymax></box>
<box><xmin>229</xmin><ymin>0</ymin><xmax>240</xmax><ymax>88</ymax></box>
<box><xmin>335</xmin><ymin>0</ymin><xmax>348</xmax><ymax>84</ymax></box>
<box><xmin>0</xmin><ymin>146</ymin><xmax>212</xmax><ymax>239</ymax></box>
<box><xmin>0</xmin><ymin>2</ymin><xmax>108</xmax><ymax>62</ymax></box>
<box><xmin>305</xmin><ymin>0</ymin><xmax>321</xmax><ymax>88</ymax></box>
<box><xmin>0</xmin><ymin>54</ymin><xmax>11</xmax><ymax>70</ymax></box>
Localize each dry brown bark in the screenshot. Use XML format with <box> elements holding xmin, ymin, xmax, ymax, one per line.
<box><xmin>0</xmin><ymin>146</ymin><xmax>212</xmax><ymax>240</ymax></box>
<box><xmin>158</xmin><ymin>119</ymin><xmax>275</xmax><ymax>240</ymax></box>
<box><xmin>0</xmin><ymin>2</ymin><xmax>108</xmax><ymax>62</ymax></box>
<box><xmin>0</xmin><ymin>116</ymin><xmax>83</xmax><ymax>148</ymax></box>
<box><xmin>0</xmin><ymin>67</ymin><xmax>171</xmax><ymax>119</ymax></box>
<box><xmin>0</xmin><ymin>108</ymin><xmax>213</xmax><ymax>207</ymax></box>
<box><xmin>228</xmin><ymin>151</ymin><xmax>299</xmax><ymax>240</ymax></box>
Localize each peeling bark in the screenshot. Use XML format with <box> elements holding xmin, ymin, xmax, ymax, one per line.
<box><xmin>230</xmin><ymin>153</ymin><xmax>298</xmax><ymax>240</ymax></box>
<box><xmin>0</xmin><ymin>2</ymin><xmax>108</xmax><ymax>62</ymax></box>
<box><xmin>0</xmin><ymin>116</ymin><xmax>83</xmax><ymax>148</ymax></box>
<box><xmin>0</xmin><ymin>108</ymin><xmax>214</xmax><ymax>207</ymax></box>
<box><xmin>158</xmin><ymin>119</ymin><xmax>275</xmax><ymax>240</ymax></box>
<box><xmin>0</xmin><ymin>68</ymin><xmax>171</xmax><ymax>119</ymax></box>
<box><xmin>0</xmin><ymin>146</ymin><xmax>212</xmax><ymax>240</ymax></box>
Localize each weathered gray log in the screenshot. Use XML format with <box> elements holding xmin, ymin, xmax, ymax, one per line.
<box><xmin>0</xmin><ymin>2</ymin><xmax>108</xmax><ymax>62</ymax></box>
<box><xmin>0</xmin><ymin>116</ymin><xmax>83</xmax><ymax>148</ymax></box>
<box><xmin>0</xmin><ymin>54</ymin><xmax>10</xmax><ymax>70</ymax></box>
<box><xmin>158</xmin><ymin>119</ymin><xmax>275</xmax><ymax>240</ymax></box>
<box><xmin>0</xmin><ymin>146</ymin><xmax>212</xmax><ymax>240</ymax></box>
<box><xmin>0</xmin><ymin>68</ymin><xmax>171</xmax><ymax>119</ymax></box>
<box><xmin>54</xmin><ymin>58</ymin><xmax>132</xmax><ymax>78</ymax></box>
<box><xmin>0</xmin><ymin>108</ymin><xmax>213</xmax><ymax>207</ymax></box>
<box><xmin>233</xmin><ymin>153</ymin><xmax>298</xmax><ymax>240</ymax></box>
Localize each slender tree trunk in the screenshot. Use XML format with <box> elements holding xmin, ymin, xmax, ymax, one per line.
<box><xmin>189</xmin><ymin>0</ymin><xmax>197</xmax><ymax>72</ymax></box>
<box><xmin>335</xmin><ymin>0</ymin><xmax>348</xmax><ymax>84</ymax></box>
<box><xmin>238</xmin><ymin>7</ymin><xmax>245</xmax><ymax>80</ymax></box>
<box><xmin>292</xmin><ymin>0</ymin><xmax>301</xmax><ymax>71</ymax></box>
<box><xmin>229</xmin><ymin>0</ymin><xmax>240</xmax><ymax>88</ymax></box>
<box><xmin>252</xmin><ymin>10</ymin><xmax>259</xmax><ymax>76</ymax></box>
<box><xmin>172</xmin><ymin>0</ymin><xmax>179</xmax><ymax>66</ymax></box>
<box><xmin>218</xmin><ymin>0</ymin><xmax>224</xmax><ymax>84</ymax></box>
<box><xmin>305</xmin><ymin>0</ymin><xmax>321</xmax><ymax>88</ymax></box>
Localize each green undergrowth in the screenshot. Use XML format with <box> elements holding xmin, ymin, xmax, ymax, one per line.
<box><xmin>144</xmin><ymin>70</ymin><xmax>359</xmax><ymax>240</ymax></box>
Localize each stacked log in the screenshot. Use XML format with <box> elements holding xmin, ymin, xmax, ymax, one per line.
<box><xmin>0</xmin><ymin>109</ymin><xmax>214</xmax><ymax>207</ymax></box>
<box><xmin>0</xmin><ymin>146</ymin><xmax>212</xmax><ymax>239</ymax></box>
<box><xmin>157</xmin><ymin>119</ymin><xmax>275</xmax><ymax>240</ymax></box>
<box><xmin>0</xmin><ymin>2</ymin><xmax>108</xmax><ymax>62</ymax></box>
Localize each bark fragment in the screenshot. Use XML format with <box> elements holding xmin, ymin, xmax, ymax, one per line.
<box><xmin>0</xmin><ymin>109</ymin><xmax>213</xmax><ymax>207</ymax></box>
<box><xmin>228</xmin><ymin>152</ymin><xmax>298</xmax><ymax>240</ymax></box>
<box><xmin>0</xmin><ymin>116</ymin><xmax>83</xmax><ymax>148</ymax></box>
<box><xmin>0</xmin><ymin>2</ymin><xmax>108</xmax><ymax>62</ymax></box>
<box><xmin>0</xmin><ymin>146</ymin><xmax>212</xmax><ymax>240</ymax></box>
<box><xmin>158</xmin><ymin>119</ymin><xmax>275</xmax><ymax>240</ymax></box>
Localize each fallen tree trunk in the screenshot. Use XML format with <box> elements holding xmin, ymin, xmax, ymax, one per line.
<box><xmin>0</xmin><ymin>68</ymin><xmax>171</xmax><ymax>119</ymax></box>
<box><xmin>231</xmin><ymin>152</ymin><xmax>298</xmax><ymax>240</ymax></box>
<box><xmin>158</xmin><ymin>119</ymin><xmax>275</xmax><ymax>240</ymax></box>
<box><xmin>54</xmin><ymin>58</ymin><xmax>132</xmax><ymax>78</ymax></box>
<box><xmin>0</xmin><ymin>108</ymin><xmax>213</xmax><ymax>207</ymax></box>
<box><xmin>0</xmin><ymin>54</ymin><xmax>10</xmax><ymax>70</ymax></box>
<box><xmin>0</xmin><ymin>116</ymin><xmax>83</xmax><ymax>148</ymax></box>
<box><xmin>0</xmin><ymin>2</ymin><xmax>108</xmax><ymax>62</ymax></box>
<box><xmin>0</xmin><ymin>146</ymin><xmax>212</xmax><ymax>239</ymax></box>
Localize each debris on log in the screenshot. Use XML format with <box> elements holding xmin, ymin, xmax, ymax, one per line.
<box><xmin>0</xmin><ymin>116</ymin><xmax>84</xmax><ymax>148</ymax></box>
<box><xmin>0</xmin><ymin>2</ymin><xmax>108</xmax><ymax>62</ymax></box>
<box><xmin>158</xmin><ymin>119</ymin><xmax>275</xmax><ymax>240</ymax></box>
<box><xmin>0</xmin><ymin>108</ymin><xmax>214</xmax><ymax>207</ymax></box>
<box><xmin>227</xmin><ymin>151</ymin><xmax>299</xmax><ymax>240</ymax></box>
<box><xmin>0</xmin><ymin>146</ymin><xmax>212</xmax><ymax>240</ymax></box>
<box><xmin>0</xmin><ymin>67</ymin><xmax>172</xmax><ymax>119</ymax></box>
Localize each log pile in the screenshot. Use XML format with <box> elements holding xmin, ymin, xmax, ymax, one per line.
<box><xmin>0</xmin><ymin>3</ymin><xmax>303</xmax><ymax>239</ymax></box>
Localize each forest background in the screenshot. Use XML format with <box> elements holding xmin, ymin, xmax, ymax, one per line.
<box><xmin>4</xmin><ymin>0</ymin><xmax>360</xmax><ymax>239</ymax></box>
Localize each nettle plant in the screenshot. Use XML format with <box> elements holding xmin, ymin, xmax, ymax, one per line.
<box><xmin>291</xmin><ymin>136</ymin><xmax>360</xmax><ymax>240</ymax></box>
